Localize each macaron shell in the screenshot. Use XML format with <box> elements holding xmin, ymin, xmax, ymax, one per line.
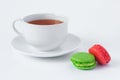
<box><xmin>89</xmin><ymin>44</ymin><xmax>111</xmax><ymax>65</ymax></box>
<box><xmin>71</xmin><ymin>52</ymin><xmax>95</xmax><ymax>62</ymax></box>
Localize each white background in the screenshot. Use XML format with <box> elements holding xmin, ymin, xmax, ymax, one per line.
<box><xmin>0</xmin><ymin>0</ymin><xmax>120</xmax><ymax>80</ymax></box>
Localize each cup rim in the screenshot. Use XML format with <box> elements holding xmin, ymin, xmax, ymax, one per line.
<box><xmin>22</xmin><ymin>13</ymin><xmax>68</xmax><ymax>27</ymax></box>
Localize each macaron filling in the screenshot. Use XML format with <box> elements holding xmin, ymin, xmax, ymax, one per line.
<box><xmin>73</xmin><ymin>62</ymin><xmax>96</xmax><ymax>67</ymax></box>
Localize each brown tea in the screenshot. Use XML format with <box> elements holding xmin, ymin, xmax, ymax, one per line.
<box><xmin>28</xmin><ymin>19</ymin><xmax>63</xmax><ymax>25</ymax></box>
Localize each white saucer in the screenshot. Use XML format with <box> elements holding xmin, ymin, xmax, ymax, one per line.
<box><xmin>11</xmin><ymin>34</ymin><xmax>80</xmax><ymax>57</ymax></box>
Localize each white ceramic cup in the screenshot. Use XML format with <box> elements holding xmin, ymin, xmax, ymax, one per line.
<box><xmin>13</xmin><ymin>14</ymin><xmax>68</xmax><ymax>51</ymax></box>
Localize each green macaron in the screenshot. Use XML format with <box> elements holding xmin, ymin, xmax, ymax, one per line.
<box><xmin>70</xmin><ymin>52</ymin><xmax>96</xmax><ymax>70</ymax></box>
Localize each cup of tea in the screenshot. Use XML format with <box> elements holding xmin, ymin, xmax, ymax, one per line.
<box><xmin>13</xmin><ymin>14</ymin><xmax>68</xmax><ymax>51</ymax></box>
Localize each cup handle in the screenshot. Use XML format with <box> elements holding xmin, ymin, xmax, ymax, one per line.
<box><xmin>12</xmin><ymin>19</ymin><xmax>23</xmax><ymax>35</ymax></box>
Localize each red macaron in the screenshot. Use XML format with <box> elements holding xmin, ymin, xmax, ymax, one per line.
<box><xmin>89</xmin><ymin>44</ymin><xmax>111</xmax><ymax>65</ymax></box>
